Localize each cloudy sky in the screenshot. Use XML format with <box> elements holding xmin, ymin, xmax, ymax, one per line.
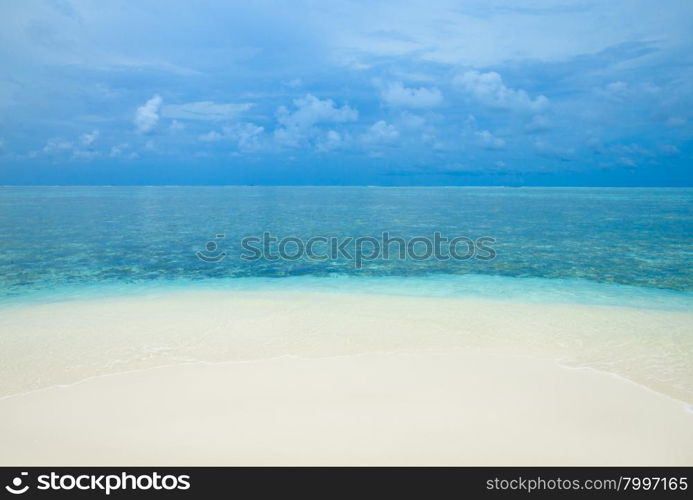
<box><xmin>0</xmin><ymin>0</ymin><xmax>691</xmax><ymax>185</ymax></box>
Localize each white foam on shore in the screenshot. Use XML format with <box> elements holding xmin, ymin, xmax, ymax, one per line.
<box><xmin>2</xmin><ymin>274</ymin><xmax>692</xmax><ymax>311</ymax></box>
<box><xmin>1</xmin><ymin>289</ymin><xmax>692</xmax><ymax>403</ymax></box>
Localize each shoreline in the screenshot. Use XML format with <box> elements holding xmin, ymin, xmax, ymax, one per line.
<box><xmin>1</xmin><ymin>347</ymin><xmax>692</xmax><ymax>411</ymax></box>
<box><xmin>2</xmin><ymin>348</ymin><xmax>691</xmax><ymax>410</ymax></box>
<box><xmin>2</xmin><ymin>273</ymin><xmax>692</xmax><ymax>313</ymax></box>
<box><xmin>1</xmin><ymin>290</ymin><xmax>691</xmax><ymax>401</ymax></box>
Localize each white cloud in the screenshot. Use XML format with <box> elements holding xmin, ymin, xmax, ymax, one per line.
<box><xmin>364</xmin><ymin>120</ymin><xmax>399</xmax><ymax>143</ymax></box>
<box><xmin>232</xmin><ymin>123</ymin><xmax>264</xmax><ymax>152</ymax></box>
<box><xmin>462</xmin><ymin>114</ymin><xmax>505</xmax><ymax>150</ymax></box>
<box><xmin>603</xmin><ymin>81</ymin><xmax>628</xmax><ymax>96</ymax></box>
<box><xmin>617</xmin><ymin>156</ymin><xmax>637</xmax><ymax>167</ymax></box>
<box><xmin>278</xmin><ymin>94</ymin><xmax>358</xmax><ymax>128</ymax></box>
<box><xmin>169</xmin><ymin>120</ymin><xmax>185</xmax><ymax>132</ymax></box>
<box><xmin>454</xmin><ymin>71</ymin><xmax>548</xmax><ymax>112</ymax></box>
<box><xmin>476</xmin><ymin>130</ymin><xmax>505</xmax><ymax>150</ymax></box>
<box><xmin>659</xmin><ymin>144</ymin><xmax>680</xmax><ymax>155</ymax></box>
<box><xmin>284</xmin><ymin>78</ymin><xmax>303</xmax><ymax>88</ymax></box>
<box><xmin>72</xmin><ymin>149</ymin><xmax>99</xmax><ymax>160</ymax></box>
<box><xmin>275</xmin><ymin>94</ymin><xmax>358</xmax><ymax>147</ymax></box>
<box><xmin>109</xmin><ymin>143</ymin><xmax>139</xmax><ymax>160</ymax></box>
<box><xmin>199</xmin><ymin>130</ymin><xmax>224</xmax><ymax>142</ymax></box>
<box><xmin>400</xmin><ymin>113</ymin><xmax>430</xmax><ymax>133</ymax></box>
<box><xmin>611</xmin><ymin>143</ymin><xmax>652</xmax><ymax>157</ymax></box>
<box><xmin>595</xmin><ymin>81</ymin><xmax>632</xmax><ymax>101</ymax></box>
<box><xmin>525</xmin><ymin>114</ymin><xmax>551</xmax><ymax>133</ymax></box>
<box><xmin>534</xmin><ymin>139</ymin><xmax>574</xmax><ymax>159</ymax></box>
<box><xmin>40</xmin><ymin>133</ymin><xmax>104</xmax><ymax>160</ymax></box>
<box><xmin>606</xmin><ymin>143</ymin><xmax>659</xmax><ymax>167</ymax></box>
<box><xmin>380</xmin><ymin>82</ymin><xmax>443</xmax><ymax>108</ymax></box>
<box><xmin>421</xmin><ymin>131</ymin><xmax>444</xmax><ymax>150</ymax></box>
<box><xmin>108</xmin><ymin>142</ymin><xmax>131</xmax><ymax>158</ymax></box>
<box><xmin>199</xmin><ymin>123</ymin><xmax>265</xmax><ymax>152</ymax></box>
<box><xmin>134</xmin><ymin>94</ymin><xmax>162</xmax><ymax>133</ymax></box>
<box><xmin>317</xmin><ymin>130</ymin><xmax>343</xmax><ymax>152</ymax></box>
<box><xmin>79</xmin><ymin>130</ymin><xmax>99</xmax><ymax>146</ymax></box>
<box><xmin>596</xmin><ymin>81</ymin><xmax>663</xmax><ymax>103</ymax></box>
<box><xmin>43</xmin><ymin>138</ymin><xmax>73</xmax><ymax>153</ymax></box>
<box><xmin>162</xmin><ymin>101</ymin><xmax>252</xmax><ymax>121</ymax></box>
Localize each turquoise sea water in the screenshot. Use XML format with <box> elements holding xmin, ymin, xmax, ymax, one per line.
<box><xmin>0</xmin><ymin>186</ymin><xmax>692</xmax><ymax>309</ymax></box>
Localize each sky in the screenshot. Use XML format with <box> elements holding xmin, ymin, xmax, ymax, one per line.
<box><xmin>0</xmin><ymin>0</ymin><xmax>691</xmax><ymax>186</ymax></box>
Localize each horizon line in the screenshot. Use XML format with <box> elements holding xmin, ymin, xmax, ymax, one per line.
<box><xmin>1</xmin><ymin>184</ymin><xmax>692</xmax><ymax>189</ymax></box>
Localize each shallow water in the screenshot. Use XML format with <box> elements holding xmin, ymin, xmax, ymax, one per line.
<box><xmin>1</xmin><ymin>186</ymin><xmax>692</xmax><ymax>308</ymax></box>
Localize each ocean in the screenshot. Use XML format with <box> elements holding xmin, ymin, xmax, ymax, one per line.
<box><xmin>0</xmin><ymin>186</ymin><xmax>691</xmax><ymax>309</ymax></box>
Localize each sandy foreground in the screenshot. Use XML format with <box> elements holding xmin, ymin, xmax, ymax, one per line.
<box><xmin>0</xmin><ymin>290</ymin><xmax>692</xmax><ymax>465</ymax></box>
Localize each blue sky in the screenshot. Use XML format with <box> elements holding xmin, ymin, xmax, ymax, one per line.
<box><xmin>0</xmin><ymin>0</ymin><xmax>691</xmax><ymax>185</ymax></box>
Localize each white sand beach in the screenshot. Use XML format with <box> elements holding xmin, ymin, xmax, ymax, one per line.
<box><xmin>0</xmin><ymin>291</ymin><xmax>692</xmax><ymax>465</ymax></box>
